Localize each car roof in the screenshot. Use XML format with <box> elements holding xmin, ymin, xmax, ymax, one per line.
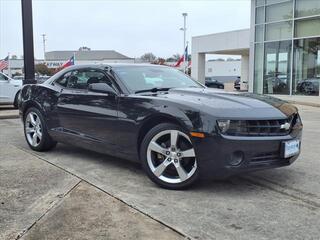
<box><xmin>63</xmin><ymin>63</ymin><xmax>169</xmax><ymax>71</ymax></box>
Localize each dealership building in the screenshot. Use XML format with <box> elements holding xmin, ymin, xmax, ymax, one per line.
<box><xmin>2</xmin><ymin>49</ymin><xmax>134</xmax><ymax>76</ymax></box>
<box><xmin>45</xmin><ymin>50</ymin><xmax>134</xmax><ymax>68</ymax></box>
<box><xmin>192</xmin><ymin>0</ymin><xmax>320</xmax><ymax>96</ymax></box>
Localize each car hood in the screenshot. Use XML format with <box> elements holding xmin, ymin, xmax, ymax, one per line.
<box><xmin>143</xmin><ymin>88</ymin><xmax>297</xmax><ymax>119</ymax></box>
<box><xmin>10</xmin><ymin>79</ymin><xmax>23</xmax><ymax>86</ymax></box>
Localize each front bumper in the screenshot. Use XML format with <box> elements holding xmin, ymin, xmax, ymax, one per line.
<box><xmin>193</xmin><ymin>128</ymin><xmax>302</xmax><ymax>179</ymax></box>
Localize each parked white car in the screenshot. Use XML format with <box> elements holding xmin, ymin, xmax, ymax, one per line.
<box><xmin>0</xmin><ymin>72</ymin><xmax>22</xmax><ymax>108</ymax></box>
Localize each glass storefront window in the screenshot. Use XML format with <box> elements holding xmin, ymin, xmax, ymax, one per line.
<box><xmin>255</xmin><ymin>25</ymin><xmax>264</xmax><ymax>42</ymax></box>
<box><xmin>295</xmin><ymin>18</ymin><xmax>320</xmax><ymax>38</ymax></box>
<box><xmin>295</xmin><ymin>0</ymin><xmax>320</xmax><ymax>18</ymax></box>
<box><xmin>256</xmin><ymin>6</ymin><xmax>265</xmax><ymax>24</ymax></box>
<box><xmin>263</xmin><ymin>40</ymin><xmax>292</xmax><ymax>94</ymax></box>
<box><xmin>256</xmin><ymin>0</ymin><xmax>265</xmax><ymax>7</ymax></box>
<box><xmin>293</xmin><ymin>38</ymin><xmax>320</xmax><ymax>96</ymax></box>
<box><xmin>252</xmin><ymin>0</ymin><xmax>320</xmax><ymax>97</ymax></box>
<box><xmin>265</xmin><ymin>1</ymin><xmax>293</xmax><ymax>22</ymax></box>
<box><xmin>266</xmin><ymin>0</ymin><xmax>290</xmax><ymax>5</ymax></box>
<box><xmin>254</xmin><ymin>43</ymin><xmax>264</xmax><ymax>94</ymax></box>
<box><xmin>265</xmin><ymin>21</ymin><xmax>292</xmax><ymax>41</ymax></box>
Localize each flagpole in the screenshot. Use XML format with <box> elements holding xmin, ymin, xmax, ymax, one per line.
<box><xmin>182</xmin><ymin>13</ymin><xmax>187</xmax><ymax>74</ymax></box>
<box><xmin>73</xmin><ymin>52</ymin><xmax>76</xmax><ymax>65</ymax></box>
<box><xmin>185</xmin><ymin>41</ymin><xmax>189</xmax><ymax>74</ymax></box>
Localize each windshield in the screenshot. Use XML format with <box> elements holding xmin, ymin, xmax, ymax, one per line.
<box><xmin>0</xmin><ymin>73</ymin><xmax>8</xmax><ymax>81</ymax></box>
<box><xmin>113</xmin><ymin>66</ymin><xmax>203</xmax><ymax>92</ymax></box>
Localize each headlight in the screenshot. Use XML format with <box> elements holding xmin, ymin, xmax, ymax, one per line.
<box><xmin>292</xmin><ymin>113</ymin><xmax>302</xmax><ymax>128</ymax></box>
<box><xmin>217</xmin><ymin>120</ymin><xmax>230</xmax><ymax>133</ymax></box>
<box><xmin>296</xmin><ymin>113</ymin><xmax>302</xmax><ymax>125</ymax></box>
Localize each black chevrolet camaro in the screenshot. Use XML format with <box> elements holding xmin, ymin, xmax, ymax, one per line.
<box><xmin>18</xmin><ymin>64</ymin><xmax>303</xmax><ymax>189</ymax></box>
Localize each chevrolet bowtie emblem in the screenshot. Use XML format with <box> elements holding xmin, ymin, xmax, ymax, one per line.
<box><xmin>280</xmin><ymin>122</ymin><xmax>291</xmax><ymax>130</ymax></box>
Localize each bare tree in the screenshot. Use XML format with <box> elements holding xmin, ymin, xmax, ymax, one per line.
<box><xmin>166</xmin><ymin>53</ymin><xmax>181</xmax><ymax>62</ymax></box>
<box><xmin>172</xmin><ymin>53</ymin><xmax>181</xmax><ymax>61</ymax></box>
<box><xmin>140</xmin><ymin>52</ymin><xmax>156</xmax><ymax>62</ymax></box>
<box><xmin>79</xmin><ymin>46</ymin><xmax>91</xmax><ymax>51</ymax></box>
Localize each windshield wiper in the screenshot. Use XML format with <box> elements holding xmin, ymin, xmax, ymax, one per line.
<box><xmin>135</xmin><ymin>87</ymin><xmax>171</xmax><ymax>94</ymax></box>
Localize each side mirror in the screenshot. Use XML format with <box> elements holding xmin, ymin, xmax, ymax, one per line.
<box><xmin>88</xmin><ymin>83</ymin><xmax>117</xmax><ymax>95</ymax></box>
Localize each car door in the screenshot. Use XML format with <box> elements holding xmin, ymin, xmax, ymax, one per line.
<box><xmin>0</xmin><ymin>73</ymin><xmax>18</xmax><ymax>103</ymax></box>
<box><xmin>55</xmin><ymin>68</ymin><xmax>120</xmax><ymax>153</ymax></box>
<box><xmin>0</xmin><ymin>73</ymin><xmax>8</xmax><ymax>103</ymax></box>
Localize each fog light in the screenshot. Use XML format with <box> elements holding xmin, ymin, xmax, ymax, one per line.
<box><xmin>217</xmin><ymin>120</ymin><xmax>230</xmax><ymax>133</ymax></box>
<box><xmin>229</xmin><ymin>151</ymin><xmax>244</xmax><ymax>166</ymax></box>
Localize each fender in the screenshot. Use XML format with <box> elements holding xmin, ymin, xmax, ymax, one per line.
<box><xmin>20</xmin><ymin>84</ymin><xmax>58</xmax><ymax>121</ymax></box>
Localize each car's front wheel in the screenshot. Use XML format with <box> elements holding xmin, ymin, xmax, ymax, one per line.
<box><xmin>140</xmin><ymin>123</ymin><xmax>199</xmax><ymax>189</ymax></box>
<box><xmin>24</xmin><ymin>107</ymin><xmax>57</xmax><ymax>151</ymax></box>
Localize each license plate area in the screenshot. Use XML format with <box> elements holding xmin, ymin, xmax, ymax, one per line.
<box><xmin>283</xmin><ymin>140</ymin><xmax>300</xmax><ymax>158</ymax></box>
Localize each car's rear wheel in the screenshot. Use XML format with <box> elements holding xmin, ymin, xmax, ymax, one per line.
<box><xmin>24</xmin><ymin>107</ymin><xmax>57</xmax><ymax>151</ymax></box>
<box><xmin>140</xmin><ymin>123</ymin><xmax>199</xmax><ymax>189</ymax></box>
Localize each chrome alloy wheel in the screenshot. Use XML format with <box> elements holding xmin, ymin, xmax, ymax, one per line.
<box><xmin>147</xmin><ymin>130</ymin><xmax>197</xmax><ymax>184</ymax></box>
<box><xmin>25</xmin><ymin>112</ymin><xmax>42</xmax><ymax>147</ymax></box>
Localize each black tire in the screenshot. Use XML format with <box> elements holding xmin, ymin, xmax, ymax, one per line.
<box><xmin>13</xmin><ymin>91</ymin><xmax>20</xmax><ymax>109</ymax></box>
<box><xmin>140</xmin><ymin>123</ymin><xmax>199</xmax><ymax>190</ymax></box>
<box><xmin>23</xmin><ymin>107</ymin><xmax>57</xmax><ymax>151</ymax></box>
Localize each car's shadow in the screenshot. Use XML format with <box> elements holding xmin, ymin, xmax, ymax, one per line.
<box><xmin>40</xmin><ymin>142</ymin><xmax>297</xmax><ymax>194</ymax></box>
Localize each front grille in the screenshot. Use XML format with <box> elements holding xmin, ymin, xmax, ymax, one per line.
<box><xmin>250</xmin><ymin>152</ymin><xmax>280</xmax><ymax>163</ymax></box>
<box><xmin>248</xmin><ymin>151</ymin><xmax>291</xmax><ymax>166</ymax></box>
<box><xmin>224</xmin><ymin>114</ymin><xmax>298</xmax><ymax>137</ymax></box>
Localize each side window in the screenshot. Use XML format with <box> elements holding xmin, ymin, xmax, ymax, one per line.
<box><xmin>55</xmin><ymin>71</ymin><xmax>72</xmax><ymax>87</ymax></box>
<box><xmin>68</xmin><ymin>69</ymin><xmax>114</xmax><ymax>90</ymax></box>
<box><xmin>67</xmin><ymin>70</ymin><xmax>89</xmax><ymax>89</ymax></box>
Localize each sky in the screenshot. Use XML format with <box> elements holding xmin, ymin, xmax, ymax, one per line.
<box><xmin>0</xmin><ymin>0</ymin><xmax>251</xmax><ymax>60</ymax></box>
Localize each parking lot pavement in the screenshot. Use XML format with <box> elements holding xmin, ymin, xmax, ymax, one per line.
<box><xmin>0</xmin><ymin>144</ymin><xmax>80</xmax><ymax>240</ymax></box>
<box><xmin>0</xmin><ymin>121</ymin><xmax>184</xmax><ymax>240</ymax></box>
<box><xmin>1</xmin><ymin>104</ymin><xmax>320</xmax><ymax>239</ymax></box>
<box><xmin>22</xmin><ymin>182</ymin><xmax>183</xmax><ymax>240</ymax></box>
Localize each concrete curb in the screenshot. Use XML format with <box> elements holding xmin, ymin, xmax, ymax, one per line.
<box><xmin>0</xmin><ymin>115</ymin><xmax>19</xmax><ymax>120</ymax></box>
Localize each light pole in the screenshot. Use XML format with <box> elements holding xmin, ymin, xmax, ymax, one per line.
<box><xmin>41</xmin><ymin>34</ymin><xmax>46</xmax><ymax>60</ymax></box>
<box><xmin>180</xmin><ymin>13</ymin><xmax>188</xmax><ymax>73</ymax></box>
<box><xmin>21</xmin><ymin>0</ymin><xmax>36</xmax><ymax>84</ymax></box>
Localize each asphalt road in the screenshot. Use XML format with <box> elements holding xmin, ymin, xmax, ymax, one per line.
<box><xmin>0</xmin><ymin>104</ymin><xmax>319</xmax><ymax>240</ymax></box>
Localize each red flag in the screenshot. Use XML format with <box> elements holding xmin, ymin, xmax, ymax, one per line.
<box><xmin>61</xmin><ymin>55</ymin><xmax>75</xmax><ymax>69</ymax></box>
<box><xmin>174</xmin><ymin>55</ymin><xmax>184</xmax><ymax>67</ymax></box>
<box><xmin>174</xmin><ymin>45</ymin><xmax>188</xmax><ymax>67</ymax></box>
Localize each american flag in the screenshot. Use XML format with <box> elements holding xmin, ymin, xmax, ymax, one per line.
<box><xmin>0</xmin><ymin>56</ymin><xmax>9</xmax><ymax>71</ymax></box>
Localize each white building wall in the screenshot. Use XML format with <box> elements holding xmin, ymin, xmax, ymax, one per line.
<box><xmin>191</xmin><ymin>29</ymin><xmax>250</xmax><ymax>84</ymax></box>
<box><xmin>249</xmin><ymin>0</ymin><xmax>256</xmax><ymax>93</ymax></box>
<box><xmin>192</xmin><ymin>53</ymin><xmax>206</xmax><ymax>83</ymax></box>
<box><xmin>192</xmin><ymin>29</ymin><xmax>250</xmax><ymax>54</ymax></box>
<box><xmin>206</xmin><ymin>61</ymin><xmax>241</xmax><ymax>77</ymax></box>
<box><xmin>241</xmin><ymin>55</ymin><xmax>249</xmax><ymax>82</ymax></box>
<box><xmin>3</xmin><ymin>58</ymin><xmax>135</xmax><ymax>75</ymax></box>
<box><xmin>46</xmin><ymin>59</ymin><xmax>135</xmax><ymax>68</ymax></box>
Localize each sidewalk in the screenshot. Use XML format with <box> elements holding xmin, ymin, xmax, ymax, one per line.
<box><xmin>0</xmin><ymin>144</ymin><xmax>184</xmax><ymax>240</ymax></box>
<box><xmin>271</xmin><ymin>95</ymin><xmax>320</xmax><ymax>108</ymax></box>
<box><xmin>0</xmin><ymin>105</ymin><xmax>19</xmax><ymax>119</ymax></box>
